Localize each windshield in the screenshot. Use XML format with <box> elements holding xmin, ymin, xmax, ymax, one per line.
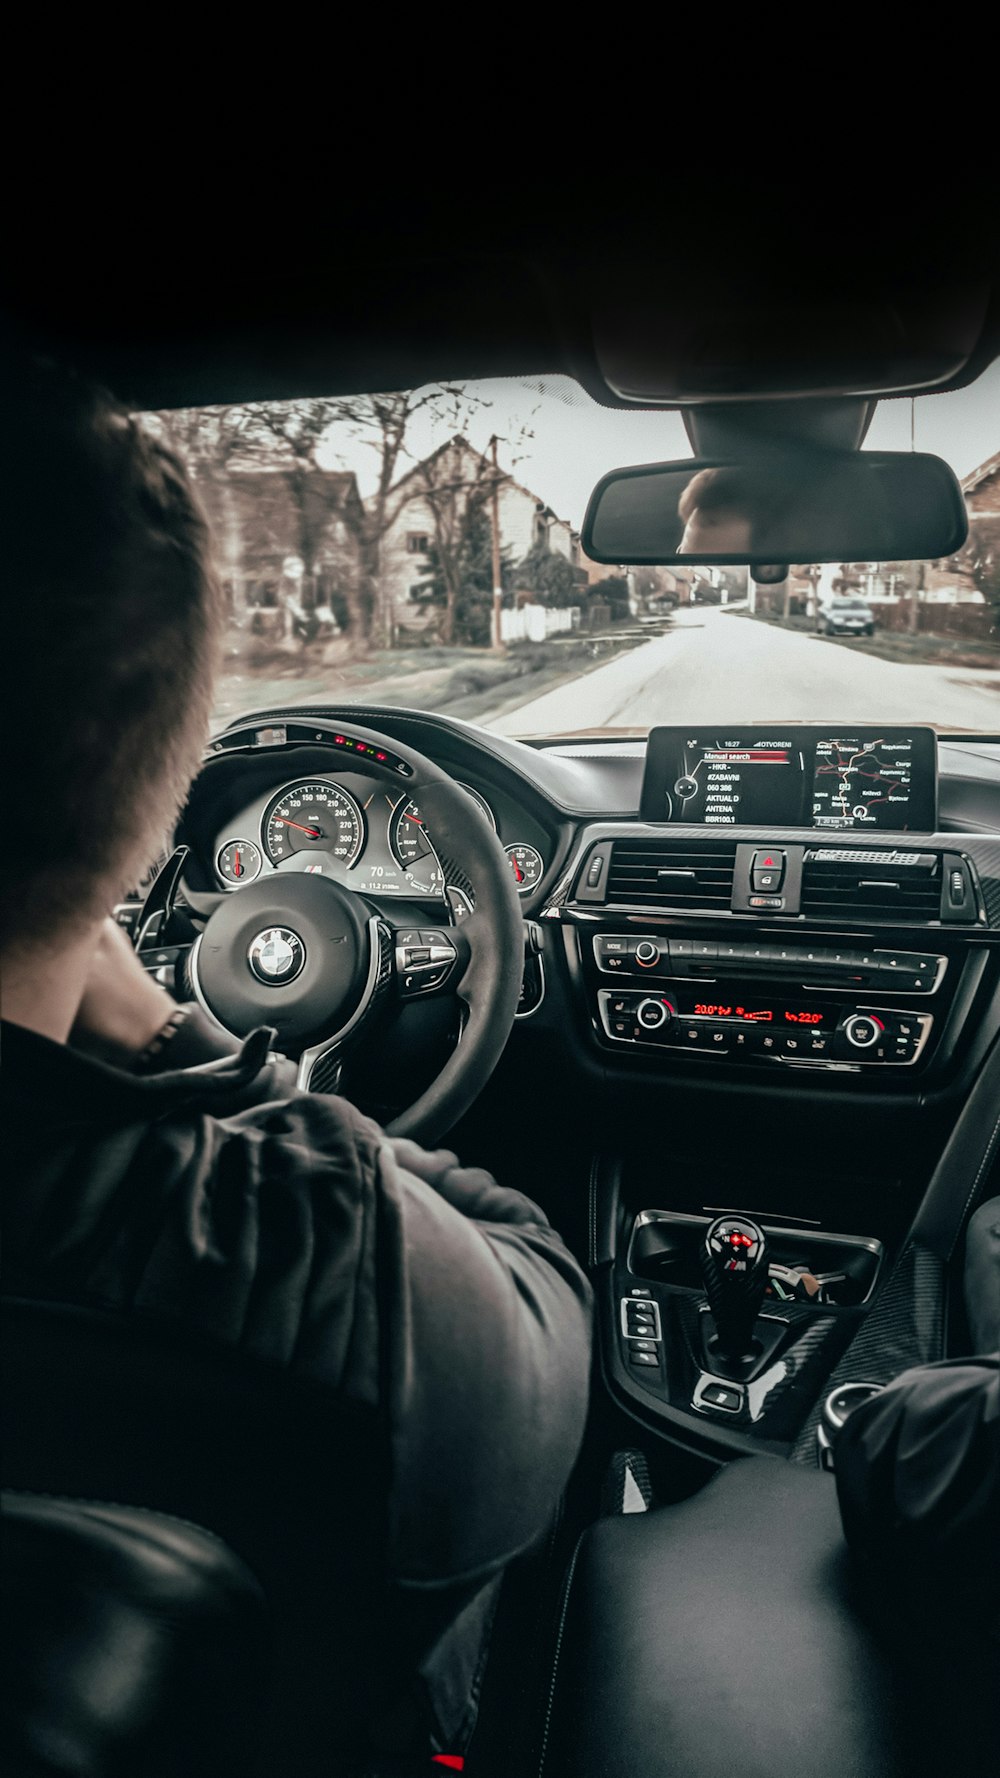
<box><xmin>143</xmin><ymin>367</ymin><xmax>1000</xmax><ymax>739</ymax></box>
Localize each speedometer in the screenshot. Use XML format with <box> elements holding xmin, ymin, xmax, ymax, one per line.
<box><xmin>262</xmin><ymin>780</ymin><xmax>364</xmax><ymax>867</ymax></box>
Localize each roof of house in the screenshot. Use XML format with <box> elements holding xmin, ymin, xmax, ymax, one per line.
<box><xmin>962</xmin><ymin>448</ymin><xmax>1000</xmax><ymax>494</ymax></box>
<box><xmin>378</xmin><ymin>435</ymin><xmax>573</xmax><ymax>527</ymax></box>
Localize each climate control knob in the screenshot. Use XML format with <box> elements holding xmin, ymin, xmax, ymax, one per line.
<box><xmin>636</xmin><ymin>996</ymin><xmax>675</xmax><ymax>1031</ymax></box>
<box><xmin>843</xmin><ymin>1014</ymin><xmax>885</xmax><ymax>1050</ymax></box>
<box><xmin>634</xmin><ymin>940</ymin><xmax>660</xmax><ymax>968</ymax></box>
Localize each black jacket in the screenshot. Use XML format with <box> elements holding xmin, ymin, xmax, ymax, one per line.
<box><xmin>1</xmin><ymin>1010</ymin><xmax>593</xmax><ymax>1748</ymax></box>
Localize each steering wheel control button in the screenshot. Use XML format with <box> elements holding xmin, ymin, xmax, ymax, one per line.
<box><xmin>396</xmin><ymin>928</ymin><xmax>458</xmax><ymax>997</ymax></box>
<box><xmin>247</xmin><ymin>927</ymin><xmax>306</xmax><ymax>986</ymax></box>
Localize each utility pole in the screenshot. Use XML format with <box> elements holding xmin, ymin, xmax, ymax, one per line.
<box><xmin>490</xmin><ymin>435</ymin><xmax>504</xmax><ymax>651</ymax></box>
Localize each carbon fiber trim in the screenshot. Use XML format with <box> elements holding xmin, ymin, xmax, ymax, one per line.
<box><xmin>790</xmin><ymin>1241</ymin><xmax>945</xmax><ymax>1463</ymax></box>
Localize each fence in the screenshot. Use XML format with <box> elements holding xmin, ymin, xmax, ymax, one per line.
<box><xmin>873</xmin><ymin>599</ymin><xmax>995</xmax><ymax>640</ymax></box>
<box><xmin>500</xmin><ymin>604</ymin><xmax>580</xmax><ymax>643</ymax></box>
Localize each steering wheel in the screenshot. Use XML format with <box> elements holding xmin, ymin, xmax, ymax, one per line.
<box><xmin>186</xmin><ymin>720</ymin><xmax>525</xmax><ymax>1144</ymax></box>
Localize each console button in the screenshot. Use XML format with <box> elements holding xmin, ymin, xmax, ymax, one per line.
<box><xmin>751</xmin><ymin>849</ymin><xmax>785</xmax><ymax>892</ymax></box>
<box><xmin>629</xmin><ymin>1339</ymin><xmax>658</xmax><ymax>1353</ymax></box>
<box><xmin>715</xmin><ymin>939</ymin><xmax>743</xmax><ymax>965</ymax></box>
<box><xmin>756</xmin><ymin>1030</ymin><xmax>782</xmax><ymax>1056</ymax></box>
<box><xmin>634</xmin><ymin>939</ymin><xmax>662</xmax><ymax>969</ymax></box>
<box><xmin>705</xmin><ymin>1024</ymin><xmax>729</xmax><ymax>1049</ymax></box>
<box><xmin>596</xmin><ymin>936</ymin><xmax>629</xmax><ymax>957</ymax></box>
<box><xmin>690</xmin><ymin>938</ymin><xmax>717</xmax><ymax>961</ymax></box>
<box><xmin>780</xmin><ymin>1033</ymin><xmax>807</xmax><ymax>1056</ymax></box>
<box><xmin>601</xmin><ymin>954</ymin><xmax>628</xmax><ymax>973</ymax></box>
<box><xmin>729</xmin><ymin>1028</ymin><xmax>756</xmax><ymax>1055</ymax></box>
<box><xmin>669</xmin><ymin>937</ymin><xmax>694</xmax><ymax>965</ymax></box>
<box><xmin>890</xmin><ymin>1036</ymin><xmax>917</xmax><ymax>1061</ymax></box>
<box><xmin>629</xmin><ymin>1350</ymin><xmax>659</xmax><ymax>1366</ymax></box>
<box><xmin>804</xmin><ymin>1031</ymin><xmax>832</xmax><ymax>1056</ymax></box>
<box><xmin>843</xmin><ymin>1014</ymin><xmax>884</xmax><ymax>1050</ymax></box>
<box><xmin>636</xmin><ymin>998</ymin><xmax>671</xmax><ymax>1030</ymax></box>
<box><xmin>678</xmin><ymin>1024</ymin><xmax>707</xmax><ymax>1048</ymax></box>
<box><xmin>609</xmin><ymin>1017</ymin><xmax>634</xmax><ymax>1039</ymax></box>
<box><xmin>701</xmin><ymin>1381</ymin><xmax>742</xmax><ymax>1411</ymax></box>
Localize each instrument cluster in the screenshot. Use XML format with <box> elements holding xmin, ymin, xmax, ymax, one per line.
<box><xmin>210</xmin><ymin>771</ymin><xmax>546</xmax><ymax>904</ymax></box>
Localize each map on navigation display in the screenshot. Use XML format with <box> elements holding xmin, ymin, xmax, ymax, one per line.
<box><xmin>811</xmin><ymin>736</ymin><xmax>916</xmax><ymax>829</ymax></box>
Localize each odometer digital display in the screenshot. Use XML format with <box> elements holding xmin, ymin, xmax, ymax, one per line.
<box><xmin>262</xmin><ymin>780</ymin><xmax>364</xmax><ymax>867</ymax></box>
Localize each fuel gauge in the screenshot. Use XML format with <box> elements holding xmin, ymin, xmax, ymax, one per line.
<box><xmin>217</xmin><ymin>839</ymin><xmax>262</xmax><ymax>887</ymax></box>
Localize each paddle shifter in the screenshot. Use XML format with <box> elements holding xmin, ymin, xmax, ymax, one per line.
<box><xmin>700</xmin><ymin>1215</ymin><xmax>769</xmax><ymax>1368</ymax></box>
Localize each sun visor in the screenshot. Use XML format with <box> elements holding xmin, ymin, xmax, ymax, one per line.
<box><xmin>592</xmin><ymin>274</ymin><xmax>992</xmax><ymax>404</ymax></box>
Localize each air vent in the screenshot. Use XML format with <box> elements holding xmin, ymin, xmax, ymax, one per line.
<box><xmin>607</xmin><ymin>840</ymin><xmax>737</xmax><ymax>909</ymax></box>
<box><xmin>801</xmin><ymin>851</ymin><xmax>942</xmax><ymax>922</ymax></box>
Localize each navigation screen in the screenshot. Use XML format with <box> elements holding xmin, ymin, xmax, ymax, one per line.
<box><xmin>641</xmin><ymin>726</ymin><xmax>937</xmax><ymax>831</ymax></box>
<box><xmin>811</xmin><ymin>735</ymin><xmax>918</xmax><ymax>828</ymax></box>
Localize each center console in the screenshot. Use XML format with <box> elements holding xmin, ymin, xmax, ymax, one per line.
<box><xmin>540</xmin><ymin>726</ymin><xmax>999</xmax><ymax>1461</ymax></box>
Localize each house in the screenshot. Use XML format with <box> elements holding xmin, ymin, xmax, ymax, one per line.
<box><xmin>371</xmin><ymin>436</ymin><xmax>583</xmax><ymax>633</ymax></box>
<box><xmin>195</xmin><ymin>460</ymin><xmax>366</xmax><ymax>628</ymax></box>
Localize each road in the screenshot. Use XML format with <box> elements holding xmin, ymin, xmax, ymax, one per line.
<box><xmin>486</xmin><ymin>607</ymin><xmax>1000</xmax><ymax>736</ymax></box>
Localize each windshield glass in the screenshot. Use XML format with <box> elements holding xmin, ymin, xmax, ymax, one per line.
<box><xmin>143</xmin><ymin>366</ymin><xmax>1000</xmax><ymax>738</ymax></box>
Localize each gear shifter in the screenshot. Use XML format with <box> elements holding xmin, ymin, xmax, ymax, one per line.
<box><xmin>700</xmin><ymin>1215</ymin><xmax>769</xmax><ymax>1367</ymax></box>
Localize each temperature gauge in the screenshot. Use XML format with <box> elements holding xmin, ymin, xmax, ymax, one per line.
<box><xmin>217</xmin><ymin>839</ymin><xmax>262</xmax><ymax>887</ymax></box>
<box><xmin>504</xmin><ymin>843</ymin><xmax>544</xmax><ymax>894</ymax></box>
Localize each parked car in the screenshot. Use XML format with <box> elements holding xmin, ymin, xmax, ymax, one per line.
<box><xmin>820</xmin><ymin>595</ymin><xmax>876</xmax><ymax>636</ymax></box>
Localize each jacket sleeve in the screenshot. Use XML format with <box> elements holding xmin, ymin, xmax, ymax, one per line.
<box><xmin>373</xmin><ymin>1135</ymin><xmax>594</xmax><ymax>1589</ymax></box>
<box><xmin>834</xmin><ymin>1356</ymin><xmax>1000</xmax><ymax>1630</ymax></box>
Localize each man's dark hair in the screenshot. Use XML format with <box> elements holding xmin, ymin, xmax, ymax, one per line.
<box><xmin>1</xmin><ymin>353</ymin><xmax>223</xmax><ymax>946</ymax></box>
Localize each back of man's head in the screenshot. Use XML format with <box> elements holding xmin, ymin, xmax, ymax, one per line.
<box><xmin>1</xmin><ymin>352</ymin><xmax>222</xmax><ymax>949</ymax></box>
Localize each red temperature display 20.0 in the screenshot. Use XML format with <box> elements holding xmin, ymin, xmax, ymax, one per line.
<box><xmin>688</xmin><ymin>998</ymin><xmax>825</xmax><ymax>1025</ymax></box>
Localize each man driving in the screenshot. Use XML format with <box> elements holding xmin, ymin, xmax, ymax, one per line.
<box><xmin>0</xmin><ymin>353</ymin><xmax>593</xmax><ymax>1758</ymax></box>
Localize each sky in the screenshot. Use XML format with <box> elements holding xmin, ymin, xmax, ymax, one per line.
<box><xmin>316</xmin><ymin>361</ymin><xmax>1000</xmax><ymax>530</ymax></box>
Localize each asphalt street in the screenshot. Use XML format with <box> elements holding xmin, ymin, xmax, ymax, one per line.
<box><xmin>486</xmin><ymin>607</ymin><xmax>1000</xmax><ymax>736</ymax></box>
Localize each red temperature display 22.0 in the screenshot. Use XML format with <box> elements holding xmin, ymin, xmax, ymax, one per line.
<box><xmin>691</xmin><ymin>1001</ymin><xmax>825</xmax><ymax>1025</ymax></box>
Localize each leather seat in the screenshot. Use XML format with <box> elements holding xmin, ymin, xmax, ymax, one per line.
<box><xmin>0</xmin><ymin>1297</ymin><xmax>442</xmax><ymax>1775</ymax></box>
<box><xmin>0</xmin><ymin>1491</ymin><xmax>267</xmax><ymax>1778</ymax></box>
<box><xmin>541</xmin><ymin>1455</ymin><xmax>996</xmax><ymax>1778</ymax></box>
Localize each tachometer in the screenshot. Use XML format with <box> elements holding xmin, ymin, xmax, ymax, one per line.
<box><xmin>389</xmin><ymin>798</ymin><xmax>446</xmax><ymax>895</ymax></box>
<box><xmin>262</xmin><ymin>780</ymin><xmax>364</xmax><ymax>867</ymax></box>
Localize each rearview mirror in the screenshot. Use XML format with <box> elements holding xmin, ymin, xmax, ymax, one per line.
<box><xmin>581</xmin><ymin>450</ymin><xmax>968</xmax><ymax>566</ymax></box>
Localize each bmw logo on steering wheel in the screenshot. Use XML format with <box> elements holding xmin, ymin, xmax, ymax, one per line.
<box><xmin>247</xmin><ymin>926</ymin><xmax>306</xmax><ymax>986</ymax></box>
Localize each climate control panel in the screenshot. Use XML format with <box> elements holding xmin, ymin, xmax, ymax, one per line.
<box><xmin>597</xmin><ymin>988</ymin><xmax>931</xmax><ymax>1065</ymax></box>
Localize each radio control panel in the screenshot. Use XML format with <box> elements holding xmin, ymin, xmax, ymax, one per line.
<box><xmin>593</xmin><ymin>932</ymin><xmax>946</xmax><ymax>994</ymax></box>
